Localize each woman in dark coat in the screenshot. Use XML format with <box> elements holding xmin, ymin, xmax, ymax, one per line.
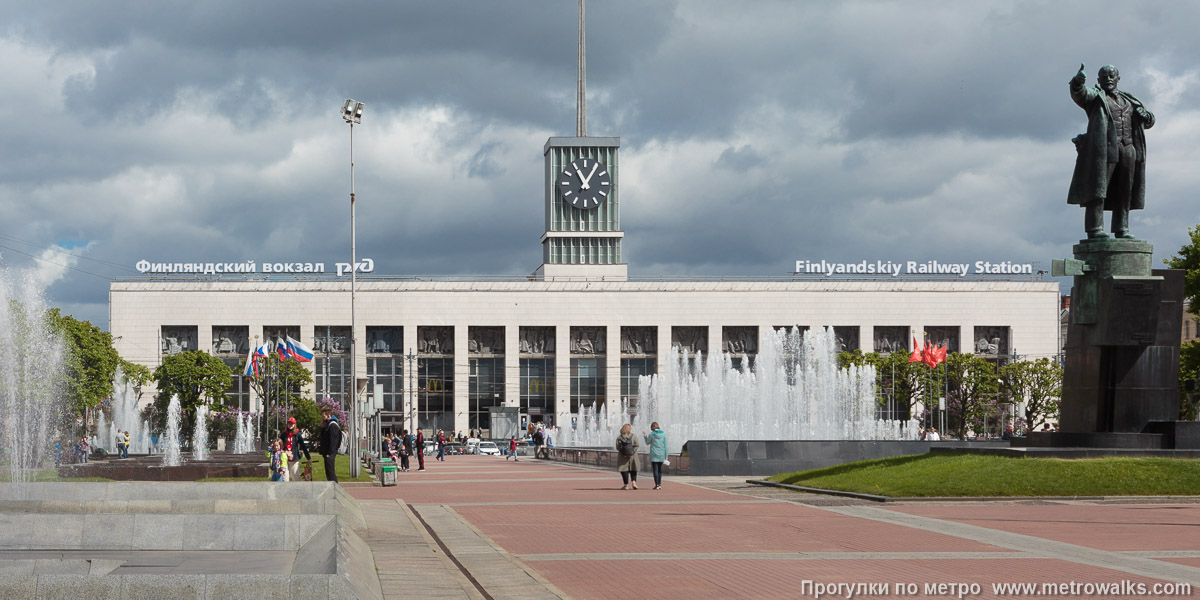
<box><xmin>615</xmin><ymin>423</ymin><xmax>639</xmax><ymax>490</ymax></box>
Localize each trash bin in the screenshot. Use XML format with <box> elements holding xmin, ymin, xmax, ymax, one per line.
<box><xmin>375</xmin><ymin>459</ymin><xmax>394</xmax><ymax>479</ymax></box>
<box><xmin>381</xmin><ymin>464</ymin><xmax>397</xmax><ymax>487</ymax></box>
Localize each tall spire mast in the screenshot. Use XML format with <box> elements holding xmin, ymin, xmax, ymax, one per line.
<box><xmin>576</xmin><ymin>0</ymin><xmax>586</xmax><ymax>137</ymax></box>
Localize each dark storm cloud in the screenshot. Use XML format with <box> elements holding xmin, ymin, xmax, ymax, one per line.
<box><xmin>3</xmin><ymin>0</ymin><xmax>1200</xmax><ymax>330</ymax></box>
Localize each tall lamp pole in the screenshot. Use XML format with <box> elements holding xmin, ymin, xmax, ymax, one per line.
<box><xmin>342</xmin><ymin>98</ymin><xmax>364</xmax><ymax>478</ymax></box>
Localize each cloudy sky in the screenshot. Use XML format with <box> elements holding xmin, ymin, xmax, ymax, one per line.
<box><xmin>3</xmin><ymin>1</ymin><xmax>1200</xmax><ymax>330</ymax></box>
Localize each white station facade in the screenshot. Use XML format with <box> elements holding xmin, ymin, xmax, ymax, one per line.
<box><xmin>110</xmin><ymin>136</ymin><xmax>1060</xmax><ymax>435</ymax></box>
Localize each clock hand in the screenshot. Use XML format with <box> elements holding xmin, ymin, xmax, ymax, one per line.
<box><xmin>573</xmin><ymin>166</ymin><xmax>590</xmax><ymax>189</ymax></box>
<box><xmin>581</xmin><ymin>163</ymin><xmax>599</xmax><ymax>189</ymax></box>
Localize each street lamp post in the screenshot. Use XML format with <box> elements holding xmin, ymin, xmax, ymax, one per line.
<box><xmin>342</xmin><ymin>98</ymin><xmax>364</xmax><ymax>478</ymax></box>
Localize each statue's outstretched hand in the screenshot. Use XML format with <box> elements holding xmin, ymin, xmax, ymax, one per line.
<box><xmin>1072</xmin><ymin>63</ymin><xmax>1086</xmax><ymax>84</ymax></box>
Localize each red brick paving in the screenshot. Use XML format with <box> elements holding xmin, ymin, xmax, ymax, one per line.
<box><xmin>348</xmin><ymin>457</ymin><xmax>1200</xmax><ymax>599</ymax></box>
<box><xmin>887</xmin><ymin>504</ymin><xmax>1200</xmax><ymax>551</ymax></box>
<box><xmin>527</xmin><ymin>558</ymin><xmax>1183</xmax><ymax>600</ymax></box>
<box><xmin>455</xmin><ymin>502</ymin><xmax>1004</xmax><ymax>554</ymax></box>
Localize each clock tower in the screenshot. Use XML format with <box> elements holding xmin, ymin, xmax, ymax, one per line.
<box><xmin>534</xmin><ymin>137</ymin><xmax>627</xmax><ymax>280</ymax></box>
<box><xmin>533</xmin><ymin>1</ymin><xmax>627</xmax><ymax>281</ymax></box>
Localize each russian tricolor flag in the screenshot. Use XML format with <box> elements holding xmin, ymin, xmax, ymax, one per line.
<box><xmin>254</xmin><ymin>342</ymin><xmax>270</xmax><ymax>358</ymax></box>
<box><xmin>276</xmin><ymin>337</ymin><xmax>289</xmax><ymax>361</ymax></box>
<box><xmin>242</xmin><ymin>347</ymin><xmax>259</xmax><ymax>378</ymax></box>
<box><xmin>286</xmin><ymin>336</ymin><xmax>314</xmax><ymax>363</ymax></box>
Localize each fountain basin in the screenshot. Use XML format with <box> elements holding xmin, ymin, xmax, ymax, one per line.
<box><xmin>58</xmin><ymin>451</ymin><xmax>268</xmax><ymax>481</ymax></box>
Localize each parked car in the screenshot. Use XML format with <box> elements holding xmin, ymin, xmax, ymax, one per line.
<box><xmin>444</xmin><ymin>442</ymin><xmax>465</xmax><ymax>455</ymax></box>
<box><xmin>476</xmin><ymin>441</ymin><xmax>501</xmax><ymax>456</ymax></box>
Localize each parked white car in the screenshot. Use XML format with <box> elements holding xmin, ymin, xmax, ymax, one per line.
<box><xmin>476</xmin><ymin>441</ymin><xmax>501</xmax><ymax>456</ymax></box>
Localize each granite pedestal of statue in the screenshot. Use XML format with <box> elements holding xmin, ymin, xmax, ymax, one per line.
<box><xmin>1018</xmin><ymin>238</ymin><xmax>1200</xmax><ymax>450</ymax></box>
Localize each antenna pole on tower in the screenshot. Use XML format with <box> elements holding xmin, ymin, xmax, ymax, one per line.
<box><xmin>577</xmin><ymin>0</ymin><xmax>586</xmax><ymax>137</ymax></box>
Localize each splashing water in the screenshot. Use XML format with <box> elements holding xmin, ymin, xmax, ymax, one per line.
<box><xmin>556</xmin><ymin>327</ymin><xmax>920</xmax><ymax>454</ymax></box>
<box><xmin>192</xmin><ymin>404</ymin><xmax>209</xmax><ymax>461</ymax></box>
<box><xmin>92</xmin><ymin>368</ymin><xmax>150</xmax><ymax>455</ymax></box>
<box><xmin>233</xmin><ymin>413</ymin><xmax>256</xmax><ymax>454</ymax></box>
<box><xmin>0</xmin><ymin>266</ymin><xmax>68</xmax><ymax>496</ymax></box>
<box><xmin>162</xmin><ymin>395</ymin><xmax>182</xmax><ymax>466</ymax></box>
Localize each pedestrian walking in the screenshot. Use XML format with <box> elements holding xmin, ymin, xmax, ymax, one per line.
<box><xmin>506</xmin><ymin>436</ymin><xmax>519</xmax><ymax>461</ymax></box>
<box><xmin>533</xmin><ymin>427</ymin><xmax>546</xmax><ymax>459</ymax></box>
<box><xmin>642</xmin><ymin>422</ymin><xmax>668</xmax><ymax>490</ymax></box>
<box><xmin>415</xmin><ymin>429</ymin><xmax>426</xmax><ymax>471</ymax></box>
<box><xmin>319</xmin><ymin>408</ymin><xmax>342</xmax><ymax>483</ymax></box>
<box><xmin>436</xmin><ymin>429</ymin><xmax>447</xmax><ymax>462</ymax></box>
<box><xmin>616</xmin><ymin>423</ymin><xmax>639</xmax><ymax>489</ymax></box>
<box><xmin>115</xmin><ymin>430</ymin><xmax>126</xmax><ymax>459</ymax></box>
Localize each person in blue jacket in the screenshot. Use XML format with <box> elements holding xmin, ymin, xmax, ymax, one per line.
<box><xmin>642</xmin><ymin>422</ymin><xmax>668</xmax><ymax>490</ymax></box>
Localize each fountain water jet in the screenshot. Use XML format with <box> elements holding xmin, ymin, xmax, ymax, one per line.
<box><xmin>233</xmin><ymin>413</ymin><xmax>256</xmax><ymax>454</ymax></box>
<box><xmin>192</xmin><ymin>405</ymin><xmax>209</xmax><ymax>461</ymax></box>
<box><xmin>162</xmin><ymin>395</ymin><xmax>182</xmax><ymax>466</ymax></box>
<box><xmin>0</xmin><ymin>266</ymin><xmax>68</xmax><ymax>495</ymax></box>
<box><xmin>557</xmin><ymin>327</ymin><xmax>920</xmax><ymax>453</ymax></box>
<box><xmin>92</xmin><ymin>369</ymin><xmax>150</xmax><ymax>455</ymax></box>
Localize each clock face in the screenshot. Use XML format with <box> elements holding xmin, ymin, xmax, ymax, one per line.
<box><xmin>557</xmin><ymin>158</ymin><xmax>611</xmax><ymax>210</ymax></box>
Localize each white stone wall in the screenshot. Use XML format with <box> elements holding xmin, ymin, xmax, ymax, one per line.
<box><xmin>110</xmin><ymin>279</ymin><xmax>1060</xmax><ymax>435</ymax></box>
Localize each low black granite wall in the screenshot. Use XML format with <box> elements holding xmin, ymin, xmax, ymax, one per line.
<box><xmin>685</xmin><ymin>440</ymin><xmax>1008</xmax><ymax>476</ymax></box>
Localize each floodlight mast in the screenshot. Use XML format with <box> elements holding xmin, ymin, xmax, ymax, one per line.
<box><xmin>342</xmin><ymin>98</ymin><xmax>363</xmax><ymax>478</ymax></box>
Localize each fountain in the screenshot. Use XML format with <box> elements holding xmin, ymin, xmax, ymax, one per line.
<box><xmin>556</xmin><ymin>327</ymin><xmax>921</xmax><ymax>455</ymax></box>
<box><xmin>192</xmin><ymin>404</ymin><xmax>209</xmax><ymax>461</ymax></box>
<box><xmin>92</xmin><ymin>369</ymin><xmax>151</xmax><ymax>455</ymax></box>
<box><xmin>162</xmin><ymin>395</ymin><xmax>182</xmax><ymax>466</ymax></box>
<box><xmin>0</xmin><ymin>265</ymin><xmax>68</xmax><ymax>494</ymax></box>
<box><xmin>233</xmin><ymin>412</ymin><xmax>257</xmax><ymax>454</ymax></box>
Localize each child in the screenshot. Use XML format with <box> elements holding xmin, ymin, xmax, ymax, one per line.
<box><xmin>269</xmin><ymin>440</ymin><xmax>286</xmax><ymax>481</ymax></box>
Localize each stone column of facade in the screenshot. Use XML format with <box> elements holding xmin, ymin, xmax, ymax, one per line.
<box><xmin>198</xmin><ymin>324</ymin><xmax>213</xmax><ymax>356</ymax></box>
<box><xmin>655</xmin><ymin>323</ymin><xmax>671</xmax><ymax>379</ymax></box>
<box><xmin>453</xmin><ymin>324</ymin><xmax>470</xmax><ymax>435</ymax></box>
<box><xmin>605</xmin><ymin>325</ymin><xmax>621</xmax><ymax>411</ymax></box>
<box><xmin>504</xmin><ymin>325</ymin><xmax>521</xmax><ymax>409</ymax></box>
<box><xmin>554</xmin><ymin>325</ymin><xmax>571</xmax><ymax>426</ymax></box>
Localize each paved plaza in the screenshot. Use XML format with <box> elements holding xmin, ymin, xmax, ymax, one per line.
<box><xmin>348</xmin><ymin>456</ymin><xmax>1200</xmax><ymax>599</ymax></box>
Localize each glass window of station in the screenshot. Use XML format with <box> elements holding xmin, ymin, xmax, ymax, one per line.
<box><xmin>519</xmin><ymin>326</ymin><xmax>555</xmax><ymax>425</ymax></box>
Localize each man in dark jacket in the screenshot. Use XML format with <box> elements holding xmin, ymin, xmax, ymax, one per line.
<box><xmin>319</xmin><ymin>408</ymin><xmax>342</xmax><ymax>483</ymax></box>
<box><xmin>279</xmin><ymin>417</ymin><xmax>311</xmax><ymax>482</ymax></box>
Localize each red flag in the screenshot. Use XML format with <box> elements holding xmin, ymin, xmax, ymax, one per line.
<box><xmin>907</xmin><ymin>336</ymin><xmax>922</xmax><ymax>363</ymax></box>
<box><xmin>921</xmin><ymin>340</ymin><xmax>938</xmax><ymax>368</ymax></box>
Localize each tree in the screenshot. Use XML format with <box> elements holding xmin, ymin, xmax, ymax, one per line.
<box><xmin>152</xmin><ymin>351</ymin><xmax>233</xmax><ymax>438</ymax></box>
<box><xmin>45</xmin><ymin>309</ymin><xmax>121</xmax><ymax>414</ymax></box>
<box><xmin>1179</xmin><ymin>341</ymin><xmax>1200</xmax><ymax>421</ymax></box>
<box><xmin>1166</xmin><ymin>228</ymin><xmax>1200</xmax><ymax>419</ymax></box>
<box><xmin>1000</xmin><ymin>358</ymin><xmax>1063</xmax><ymax>433</ymax></box>
<box><xmin>1164</xmin><ymin>224</ymin><xmax>1200</xmax><ymax>313</ymax></box>
<box><xmin>940</xmin><ymin>353</ymin><xmax>1002</xmax><ymax>439</ymax></box>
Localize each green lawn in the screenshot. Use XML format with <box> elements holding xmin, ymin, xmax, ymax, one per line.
<box><xmin>768</xmin><ymin>454</ymin><xmax>1200</xmax><ymax>497</ymax></box>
